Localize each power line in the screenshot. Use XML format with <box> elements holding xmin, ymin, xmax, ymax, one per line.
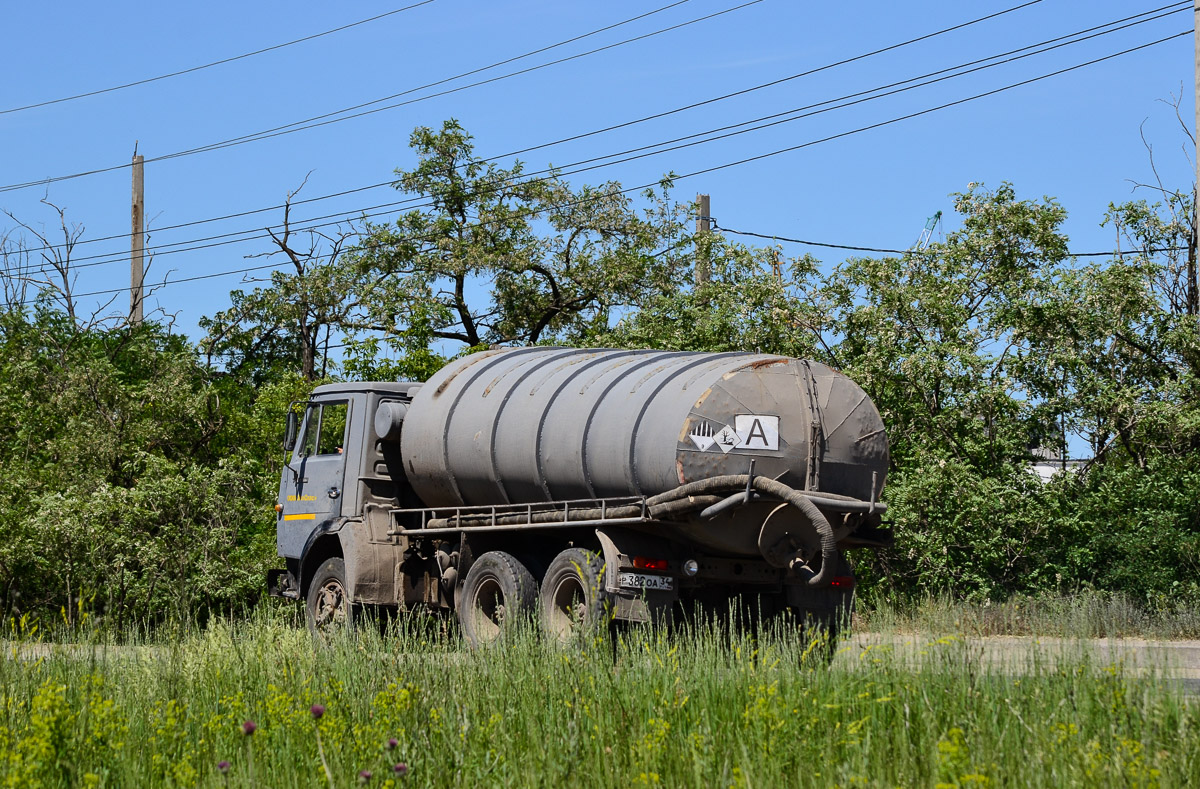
<box><xmin>22</xmin><ymin>13</ymin><xmax>1187</xmax><ymax>275</ymax></box>
<box><xmin>0</xmin><ymin>2</ymin><xmax>437</xmax><ymax>116</ymax></box>
<box><xmin>671</xmin><ymin>31</ymin><xmax>1191</xmax><ymax>182</ymax></box>
<box><xmin>709</xmin><ymin>222</ymin><xmax>1187</xmax><ymax>257</ymax></box>
<box><xmin>715</xmin><ymin>226</ymin><xmax>908</xmax><ymax>254</ymax></box>
<box><xmin>10</xmin><ymin>0</ymin><xmax>1063</xmax><ymax>256</ymax></box>
<box><xmin>14</xmin><ymin>29</ymin><xmax>1188</xmax><ymax>305</ymax></box>
<box><xmin>153</xmin><ymin>0</ymin><xmax>714</xmax><ymax>161</ymax></box>
<box><xmin>0</xmin><ymin>0</ymin><xmax>748</xmax><ymax>195</ymax></box>
<box><xmin>14</xmin><ymin>1</ymin><xmax>1169</xmax><ymax>278</ymax></box>
<box><xmin>72</xmin><ymin>261</ymin><xmax>288</xmax><ymax>300</ymax></box>
<box><xmin>498</xmin><ymin>0</ymin><xmax>1056</xmax><ymax>162</ymax></box>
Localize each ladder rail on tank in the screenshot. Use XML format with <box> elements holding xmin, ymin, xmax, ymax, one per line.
<box><xmin>386</xmin><ymin>496</ymin><xmax>652</xmax><ymax>537</ymax></box>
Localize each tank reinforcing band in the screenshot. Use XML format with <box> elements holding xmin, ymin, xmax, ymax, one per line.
<box><xmin>533</xmin><ymin>350</ymin><xmax>643</xmax><ymax>501</ymax></box>
<box><xmin>577</xmin><ymin>352</ymin><xmax>690</xmax><ymax>500</ymax></box>
<box><xmin>438</xmin><ymin>346</ymin><xmax>554</xmax><ymax>506</ymax></box>
<box><xmin>486</xmin><ymin>347</ymin><xmax>586</xmax><ymax>505</ymax></box>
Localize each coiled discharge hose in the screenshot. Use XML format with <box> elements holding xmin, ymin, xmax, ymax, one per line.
<box><xmin>643</xmin><ymin>475</ymin><xmax>837</xmax><ymax>588</ymax></box>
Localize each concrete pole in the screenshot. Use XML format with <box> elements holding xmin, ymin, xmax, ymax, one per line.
<box><xmin>131</xmin><ymin>152</ymin><xmax>144</xmax><ymax>325</ymax></box>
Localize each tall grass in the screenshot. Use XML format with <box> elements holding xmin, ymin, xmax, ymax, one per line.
<box><xmin>1</xmin><ymin>605</ymin><xmax>1196</xmax><ymax>787</ymax></box>
<box><xmin>862</xmin><ymin>591</ymin><xmax>1200</xmax><ymax>639</ymax></box>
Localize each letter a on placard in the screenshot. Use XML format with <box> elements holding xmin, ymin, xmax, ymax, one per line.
<box><xmin>735</xmin><ymin>415</ymin><xmax>779</xmax><ymax>450</ymax></box>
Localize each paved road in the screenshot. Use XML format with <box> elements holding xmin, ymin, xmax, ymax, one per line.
<box><xmin>9</xmin><ymin>634</ymin><xmax>1200</xmax><ymax>691</ymax></box>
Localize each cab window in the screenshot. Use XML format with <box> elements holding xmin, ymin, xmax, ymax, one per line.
<box><xmin>317</xmin><ymin>403</ymin><xmax>348</xmax><ymax>455</ymax></box>
<box><xmin>299</xmin><ymin>402</ymin><xmax>349</xmax><ymax>457</ymax></box>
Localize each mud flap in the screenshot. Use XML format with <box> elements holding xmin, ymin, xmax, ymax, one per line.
<box><xmin>595</xmin><ymin>527</ymin><xmax>678</xmax><ymax>623</ymax></box>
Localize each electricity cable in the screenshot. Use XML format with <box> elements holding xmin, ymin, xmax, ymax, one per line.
<box><xmin>149</xmin><ymin>0</ymin><xmax>711</xmax><ymax>159</ymax></box>
<box><xmin>23</xmin><ymin>18</ymin><xmax>1188</xmax><ymax>273</ymax></box>
<box><xmin>0</xmin><ymin>2</ymin><xmax>437</xmax><ymax>115</ymax></box>
<box><xmin>0</xmin><ymin>0</ymin><xmax>750</xmax><ymax>194</ymax></box>
<box><xmin>15</xmin><ymin>28</ymin><xmax>1188</xmax><ymax>306</ymax></box>
<box><xmin>709</xmin><ymin>222</ymin><xmax>1187</xmax><ymax>257</ymax></box>
<box><xmin>9</xmin><ymin>0</ymin><xmax>1075</xmax><ymax>255</ymax></box>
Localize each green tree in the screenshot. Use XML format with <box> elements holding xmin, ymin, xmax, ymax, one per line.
<box><xmin>342</xmin><ymin>119</ymin><xmax>688</xmax><ymax>372</ymax></box>
<box><xmin>593</xmin><ymin>235</ymin><xmax>830</xmax><ymax>359</ymax></box>
<box><xmin>0</xmin><ymin>310</ymin><xmax>274</xmax><ymax>624</ymax></box>
<box><xmin>1013</xmin><ymin>191</ymin><xmax>1200</xmax><ymax>467</ymax></box>
<box><xmin>825</xmin><ymin>183</ymin><xmax>1070</xmax><ymax>473</ymax></box>
<box><xmin>199</xmin><ymin>177</ymin><xmax>362</xmax><ymax>384</ymax></box>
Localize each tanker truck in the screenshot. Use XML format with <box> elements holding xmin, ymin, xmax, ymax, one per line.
<box><xmin>267</xmin><ymin>347</ymin><xmax>893</xmax><ymax>646</ymax></box>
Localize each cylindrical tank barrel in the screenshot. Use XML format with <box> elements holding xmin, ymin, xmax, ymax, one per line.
<box><xmin>400</xmin><ymin>348</ymin><xmax>889</xmax><ymax>508</ymax></box>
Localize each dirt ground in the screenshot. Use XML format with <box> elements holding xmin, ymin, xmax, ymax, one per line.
<box><xmin>840</xmin><ymin>633</ymin><xmax>1200</xmax><ymax>692</ymax></box>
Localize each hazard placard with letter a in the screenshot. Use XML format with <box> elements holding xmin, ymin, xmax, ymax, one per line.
<box><xmin>735</xmin><ymin>415</ymin><xmax>779</xmax><ymax>450</ymax></box>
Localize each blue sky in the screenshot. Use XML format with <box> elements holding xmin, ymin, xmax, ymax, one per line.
<box><xmin>0</xmin><ymin>0</ymin><xmax>1193</xmax><ymax>340</ymax></box>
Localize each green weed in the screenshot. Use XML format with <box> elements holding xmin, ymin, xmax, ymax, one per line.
<box><xmin>0</xmin><ymin>607</ymin><xmax>1197</xmax><ymax>787</ymax></box>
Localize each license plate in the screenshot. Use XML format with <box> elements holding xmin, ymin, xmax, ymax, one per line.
<box><xmin>618</xmin><ymin>572</ymin><xmax>674</xmax><ymax>591</ymax></box>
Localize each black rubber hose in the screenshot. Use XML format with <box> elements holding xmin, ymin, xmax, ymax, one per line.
<box><xmin>644</xmin><ymin>474</ymin><xmax>754</xmax><ymax>505</ymax></box>
<box><xmin>748</xmin><ymin>476</ymin><xmax>838</xmax><ymax>588</ymax></box>
<box><xmin>646</xmin><ymin>474</ymin><xmax>838</xmax><ymax>588</ymax></box>
<box><xmin>647</xmin><ymin>496</ymin><xmax>725</xmax><ymax>520</ymax></box>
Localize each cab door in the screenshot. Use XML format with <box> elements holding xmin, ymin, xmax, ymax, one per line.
<box><xmin>279</xmin><ymin>400</ymin><xmax>350</xmax><ymax>550</ymax></box>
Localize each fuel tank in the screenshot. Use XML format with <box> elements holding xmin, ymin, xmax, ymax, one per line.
<box><xmin>399</xmin><ymin>347</ymin><xmax>889</xmax><ymax>508</ymax></box>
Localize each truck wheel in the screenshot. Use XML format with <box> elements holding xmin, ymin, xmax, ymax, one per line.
<box><xmin>540</xmin><ymin>548</ymin><xmax>610</xmax><ymax>643</ymax></box>
<box><xmin>459</xmin><ymin>551</ymin><xmax>537</xmax><ymax>648</ymax></box>
<box><xmin>306</xmin><ymin>557</ymin><xmax>353</xmax><ymax>636</ymax></box>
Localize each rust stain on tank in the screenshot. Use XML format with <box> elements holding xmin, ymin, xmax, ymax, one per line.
<box><xmin>528</xmin><ymin>353</ymin><xmax>598</xmax><ymax>396</ymax></box>
<box><xmin>630</xmin><ymin>361</ymin><xmax>674</xmax><ymax>393</ymax></box>
<box><xmin>433</xmin><ymin>348</ymin><xmax>507</xmax><ymax>397</ymax></box>
<box><xmin>721</xmin><ymin>357</ymin><xmax>786</xmax><ymax>380</ymax></box>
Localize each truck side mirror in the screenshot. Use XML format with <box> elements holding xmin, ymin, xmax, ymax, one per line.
<box><xmin>284</xmin><ymin>409</ymin><xmax>299</xmax><ymax>452</ymax></box>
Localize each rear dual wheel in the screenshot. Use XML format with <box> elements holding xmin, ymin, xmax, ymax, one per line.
<box><xmin>540</xmin><ymin>548</ymin><xmax>610</xmax><ymax>643</ymax></box>
<box><xmin>457</xmin><ymin>548</ymin><xmax>612</xmax><ymax>647</ymax></box>
<box><xmin>458</xmin><ymin>551</ymin><xmax>538</xmax><ymax>648</ymax></box>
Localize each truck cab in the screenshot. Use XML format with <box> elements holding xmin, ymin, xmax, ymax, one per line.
<box><xmin>269</xmin><ymin>382</ymin><xmax>422</xmax><ymax>626</ymax></box>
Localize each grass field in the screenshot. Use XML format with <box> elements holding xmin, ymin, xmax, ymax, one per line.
<box><xmin>1</xmin><ymin>605</ymin><xmax>1197</xmax><ymax>788</ymax></box>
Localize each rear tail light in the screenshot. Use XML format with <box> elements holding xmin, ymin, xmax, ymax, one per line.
<box><xmin>829</xmin><ymin>575</ymin><xmax>856</xmax><ymax>589</ymax></box>
<box><xmin>632</xmin><ymin>556</ymin><xmax>669</xmax><ymax>572</ymax></box>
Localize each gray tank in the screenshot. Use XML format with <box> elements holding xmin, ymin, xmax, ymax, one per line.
<box><xmin>400</xmin><ymin>347</ymin><xmax>889</xmax><ymax>509</ymax></box>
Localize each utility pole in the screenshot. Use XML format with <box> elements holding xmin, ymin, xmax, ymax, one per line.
<box><xmin>694</xmin><ymin>193</ymin><xmax>711</xmax><ymax>288</ymax></box>
<box><xmin>131</xmin><ymin>149</ymin><xmax>145</xmax><ymax>325</ymax></box>
<box><xmin>1192</xmin><ymin>0</ymin><xmax>1199</xmax><ymax>314</ymax></box>
<box><xmin>769</xmin><ymin>247</ymin><xmax>783</xmax><ymax>284</ymax></box>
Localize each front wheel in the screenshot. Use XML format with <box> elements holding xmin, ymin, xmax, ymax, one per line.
<box><xmin>458</xmin><ymin>551</ymin><xmax>537</xmax><ymax>648</ymax></box>
<box><xmin>540</xmin><ymin>548</ymin><xmax>610</xmax><ymax>643</ymax></box>
<box><xmin>306</xmin><ymin>557</ymin><xmax>353</xmax><ymax>637</ymax></box>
